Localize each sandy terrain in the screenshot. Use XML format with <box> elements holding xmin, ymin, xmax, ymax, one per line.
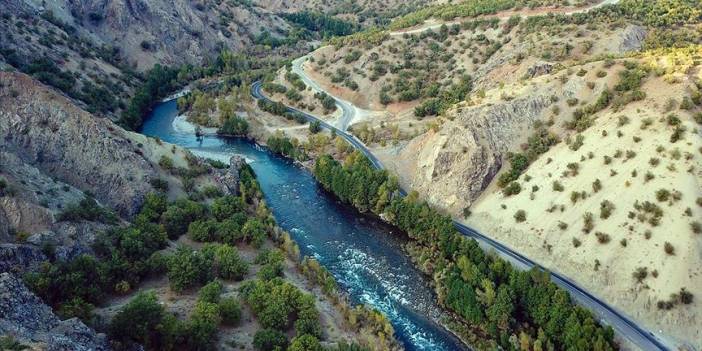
<box><xmin>468</xmin><ymin>69</ymin><xmax>702</xmax><ymax>349</ymax></box>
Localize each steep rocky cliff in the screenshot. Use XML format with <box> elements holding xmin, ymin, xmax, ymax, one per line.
<box><xmin>0</xmin><ymin>71</ymin><xmax>162</xmax><ymax>218</ymax></box>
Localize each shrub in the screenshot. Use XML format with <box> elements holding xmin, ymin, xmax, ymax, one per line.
<box><xmin>552</xmin><ymin>181</ymin><xmax>564</xmax><ymax>192</ymax></box>
<box><xmin>690</xmin><ymin>221</ymin><xmax>700</xmax><ymax>234</ymax></box>
<box><xmin>0</xmin><ymin>336</ymin><xmax>29</xmax><ymax>351</ymax></box>
<box><xmin>150</xmin><ymin>178</ymin><xmax>169</xmax><ymax>191</ymax></box>
<box><xmin>569</xmin><ymin>134</ymin><xmax>585</xmax><ymax>151</ymax></box>
<box><xmin>309</xmin><ymin>120</ymin><xmax>322</xmax><ymax>134</ymax></box>
<box><xmin>514</xmin><ymin>210</ymin><xmax>526</xmax><ymax>223</ymax></box>
<box><xmin>159</xmin><ymin>155</ymin><xmax>174</xmax><ymax>170</ymax></box>
<box><xmin>503</xmin><ymin>182</ymin><xmax>522</xmax><ymax>196</ymax></box>
<box><xmin>558</xmin><ymin>221</ymin><xmax>568</xmax><ymax>230</ymax></box>
<box><xmin>566</xmin><ymin>162</ymin><xmax>579</xmax><ymax>177</ymax></box>
<box><xmin>188</xmin><ymin>219</ymin><xmax>219</xmax><ymax>242</ymax></box>
<box><xmin>583</xmin><ymin>212</ymin><xmax>594</xmax><ymax>233</ymax></box>
<box><xmin>218</xmin><ymin>116</ymin><xmax>249</xmax><ymax>136</ymax></box>
<box><xmin>678</xmin><ymin>288</ymin><xmax>693</xmax><ymax>304</ymax></box>
<box><xmin>632</xmin><ymin>267</ymin><xmax>647</xmax><ymax>282</ymax></box>
<box><xmin>288</xmin><ymin>335</ymin><xmax>321</xmax><ymax>351</ymax></box>
<box><xmin>595</xmin><ymin>232</ymin><xmax>611</xmax><ymax>244</ymax></box>
<box><xmin>166</xmin><ymin>246</ymin><xmax>214</xmax><ymax>292</ymax></box>
<box><xmin>664</xmin><ymin>242</ymin><xmax>675</xmax><ymax>255</ymax></box>
<box><xmin>599</xmin><ymin>200</ymin><xmax>615</xmax><ymax>219</ymax></box>
<box><xmin>592</xmin><ymin>179</ymin><xmax>602</xmax><ymax>193</ymax></box>
<box><xmin>655</xmin><ymin>189</ymin><xmax>670</xmax><ymax>202</ymax></box>
<box><xmin>572</xmin><ymin>238</ymin><xmax>581</xmax><ymax>247</ymax></box>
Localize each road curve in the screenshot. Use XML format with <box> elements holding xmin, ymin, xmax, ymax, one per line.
<box><xmin>251</xmin><ymin>80</ymin><xmax>672</xmax><ymax>351</ymax></box>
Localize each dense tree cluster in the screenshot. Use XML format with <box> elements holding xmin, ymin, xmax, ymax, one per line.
<box><xmin>120</xmin><ymin>64</ymin><xmax>180</xmax><ymax>130</ymax></box>
<box><xmin>24</xmin><ymin>163</ymin><xmax>264</xmax><ymax>319</ymax></box>
<box><xmin>267</xmin><ymin>132</ymin><xmax>305</xmax><ymax>160</ymax></box>
<box><xmin>313</xmin><ymin>151</ymin><xmax>617</xmax><ymax>350</ymax></box>
<box><xmin>57</xmin><ymin>195</ymin><xmax>118</xmax><ymax>224</ymax></box>
<box><xmin>313</xmin><ymin>152</ymin><xmax>398</xmax><ymax>213</ymax></box>
<box><xmin>218</xmin><ymin>115</ymin><xmax>249</xmax><ymax>136</ymax></box>
<box><xmin>414</xmin><ymin>75</ymin><xmax>473</xmax><ymax>117</ymax></box>
<box><xmin>314</xmin><ymin>91</ymin><xmax>337</xmax><ymax>112</ymax></box>
<box><xmin>241</xmin><ymin>278</ymin><xmax>323</xmax><ymax>340</ymax></box>
<box><xmin>283</xmin><ymin>11</ymin><xmax>359</xmax><ymax>38</ymax></box>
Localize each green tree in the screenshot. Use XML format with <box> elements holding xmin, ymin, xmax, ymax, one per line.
<box><xmin>288</xmin><ymin>335</ymin><xmax>322</xmax><ymax>351</ymax></box>
<box><xmin>253</xmin><ymin>329</ymin><xmax>288</xmax><ymax>351</ymax></box>
<box><xmin>218</xmin><ymin>297</ymin><xmax>242</xmax><ymax>326</ymax></box>
<box><xmin>188</xmin><ymin>301</ymin><xmax>221</xmax><ymax>350</ymax></box>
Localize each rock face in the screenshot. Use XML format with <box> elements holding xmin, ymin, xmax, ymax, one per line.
<box><xmin>0</xmin><ymin>272</ymin><xmax>110</xmax><ymax>350</ymax></box>
<box><xmin>1</xmin><ymin>0</ymin><xmax>291</xmax><ymax>70</ymax></box>
<box><xmin>619</xmin><ymin>24</ymin><xmax>647</xmax><ymax>52</ymax></box>
<box><xmin>0</xmin><ymin>72</ymin><xmax>160</xmax><ymax>217</ymax></box>
<box><xmin>386</xmin><ymin>90</ymin><xmax>554</xmax><ymax>214</ymax></box>
<box><xmin>0</xmin><ymin>244</ymin><xmax>47</xmax><ymax>274</ymax></box>
<box><xmin>216</xmin><ymin>155</ymin><xmax>245</xmax><ymax>195</ymax></box>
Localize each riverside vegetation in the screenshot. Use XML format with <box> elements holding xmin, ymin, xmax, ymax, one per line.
<box><xmin>23</xmin><ymin>163</ymin><xmax>398</xmax><ymax>350</ymax></box>
<box><xmin>312</xmin><ymin>151</ymin><xmax>616</xmax><ymax>350</ymax></box>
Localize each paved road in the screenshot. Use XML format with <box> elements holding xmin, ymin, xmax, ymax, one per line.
<box><xmin>290</xmin><ymin>57</ymin><xmax>358</xmax><ymax>131</ymax></box>
<box><xmin>251</xmin><ymin>80</ymin><xmax>672</xmax><ymax>350</ymax></box>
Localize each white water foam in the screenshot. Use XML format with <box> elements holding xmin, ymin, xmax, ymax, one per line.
<box><xmin>189</xmin><ymin>149</ymin><xmax>254</xmax><ymax>165</ymax></box>
<box><xmin>172</xmin><ymin>115</ymin><xmax>218</xmax><ymax>135</ymax></box>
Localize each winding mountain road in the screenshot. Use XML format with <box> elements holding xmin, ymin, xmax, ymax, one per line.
<box><xmin>251</xmin><ymin>80</ymin><xmax>672</xmax><ymax>351</ymax></box>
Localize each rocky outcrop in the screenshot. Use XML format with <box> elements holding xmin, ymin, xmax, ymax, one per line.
<box><xmin>525</xmin><ymin>61</ymin><xmax>555</xmax><ymax>79</ymax></box>
<box><xmin>619</xmin><ymin>24</ymin><xmax>647</xmax><ymax>52</ymax></box>
<box><xmin>0</xmin><ymin>72</ymin><xmax>159</xmax><ymax>218</ymax></box>
<box><xmin>215</xmin><ymin>155</ymin><xmax>245</xmax><ymax>195</ymax></box>
<box><xmin>0</xmin><ymin>272</ymin><xmax>110</xmax><ymax>350</ymax></box>
<box><xmin>0</xmin><ymin>244</ymin><xmax>47</xmax><ymax>273</ymax></box>
<box><xmin>394</xmin><ymin>93</ymin><xmax>552</xmax><ymax>214</ymax></box>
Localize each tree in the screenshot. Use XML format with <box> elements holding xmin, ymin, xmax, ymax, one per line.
<box><xmin>188</xmin><ymin>301</ymin><xmax>221</xmax><ymax>350</ymax></box>
<box><xmin>109</xmin><ymin>291</ymin><xmax>182</xmax><ymax>350</ymax></box>
<box><xmin>288</xmin><ymin>335</ymin><xmax>322</xmax><ymax>351</ymax></box>
<box><xmin>242</xmin><ymin>219</ymin><xmax>268</xmax><ymax>248</ymax></box>
<box><xmin>218</xmin><ymin>116</ymin><xmax>249</xmax><ymax>136</ymax></box>
<box><xmin>211</xmin><ymin>196</ymin><xmax>245</xmax><ymax>221</ymax></box>
<box><xmin>309</xmin><ymin>120</ymin><xmax>322</xmax><ymax>134</ymax></box>
<box><xmin>218</xmin><ymin>297</ymin><xmax>241</xmax><ymax>325</ymax></box>
<box><xmin>197</xmin><ymin>280</ymin><xmax>223</xmax><ymax>304</ymax></box>
<box><xmin>253</xmin><ymin>329</ymin><xmax>288</xmax><ymax>351</ymax></box>
<box><xmin>205</xmin><ymin>244</ymin><xmax>248</xmax><ymax>280</ymax></box>
<box><xmin>188</xmin><ymin>219</ymin><xmax>220</xmax><ymax>242</ymax></box>
<box><xmin>166</xmin><ymin>246</ymin><xmax>213</xmax><ymax>292</ymax></box>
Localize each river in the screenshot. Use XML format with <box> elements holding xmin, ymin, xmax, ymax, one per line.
<box><xmin>140</xmin><ymin>99</ymin><xmax>468</xmax><ymax>351</ymax></box>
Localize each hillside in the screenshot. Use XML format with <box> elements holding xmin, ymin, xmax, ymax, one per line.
<box><xmin>251</xmin><ymin>0</ymin><xmax>702</xmax><ymax>348</ymax></box>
